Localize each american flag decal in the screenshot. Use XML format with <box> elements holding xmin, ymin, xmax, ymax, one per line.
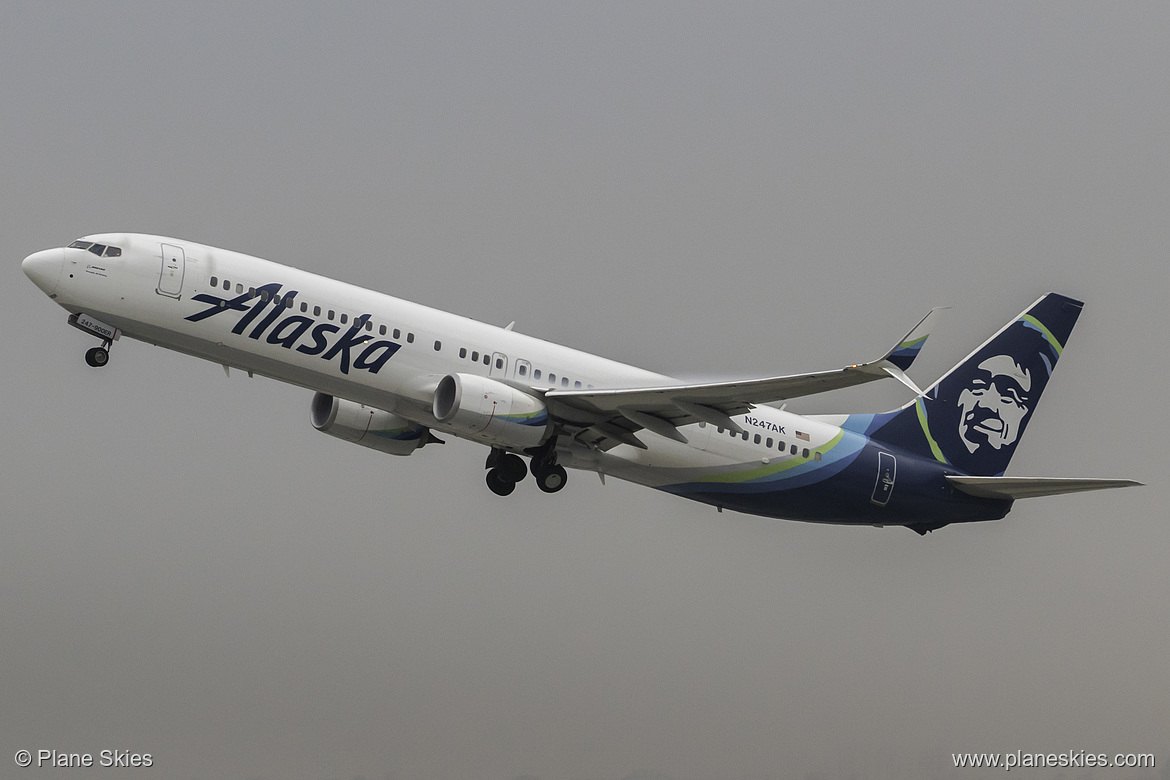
<box><xmin>796</xmin><ymin>431</ymin><xmax>810</xmax><ymax>442</ymax></box>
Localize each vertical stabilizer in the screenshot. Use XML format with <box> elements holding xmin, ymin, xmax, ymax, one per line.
<box><xmin>854</xmin><ymin>293</ymin><xmax>1083</xmax><ymax>476</ymax></box>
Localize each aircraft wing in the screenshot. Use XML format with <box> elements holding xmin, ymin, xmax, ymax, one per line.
<box><xmin>543</xmin><ymin>307</ymin><xmax>944</xmax><ymax>449</ymax></box>
<box><xmin>946</xmin><ymin>476</ymin><xmax>1144</xmax><ymax>500</ymax></box>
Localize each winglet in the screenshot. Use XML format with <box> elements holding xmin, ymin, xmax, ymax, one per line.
<box><xmin>852</xmin><ymin>306</ymin><xmax>945</xmax><ymax>389</ymax></box>
<box><xmin>883</xmin><ymin>306</ymin><xmax>947</xmax><ymax>372</ymax></box>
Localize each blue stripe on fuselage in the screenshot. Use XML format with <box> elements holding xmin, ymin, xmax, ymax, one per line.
<box><xmin>660</xmin><ymin>440</ymin><xmax>1011</xmax><ymax>526</ymax></box>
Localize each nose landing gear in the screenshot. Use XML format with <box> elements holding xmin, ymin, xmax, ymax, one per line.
<box><xmin>67</xmin><ymin>314</ymin><xmax>117</xmax><ymax>368</ymax></box>
<box><xmin>85</xmin><ymin>341</ymin><xmax>111</xmax><ymax>367</ymax></box>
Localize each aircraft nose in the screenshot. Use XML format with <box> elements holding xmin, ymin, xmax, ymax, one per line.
<box><xmin>22</xmin><ymin>247</ymin><xmax>65</xmax><ymax>296</ymax></box>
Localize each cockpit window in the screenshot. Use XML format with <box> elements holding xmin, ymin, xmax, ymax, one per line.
<box><xmin>68</xmin><ymin>240</ymin><xmax>121</xmax><ymax>257</ymax></box>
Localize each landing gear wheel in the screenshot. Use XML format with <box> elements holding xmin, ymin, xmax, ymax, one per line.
<box><xmin>498</xmin><ymin>453</ymin><xmax>528</xmax><ymax>483</ymax></box>
<box><xmin>486</xmin><ymin>468</ymin><xmax>516</xmax><ymax>496</ymax></box>
<box><xmin>85</xmin><ymin>346</ymin><xmax>109</xmax><ymax>367</ymax></box>
<box><xmin>535</xmin><ymin>464</ymin><xmax>567</xmax><ymax>494</ymax></box>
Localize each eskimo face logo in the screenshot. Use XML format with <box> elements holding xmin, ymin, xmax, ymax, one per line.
<box><xmin>185</xmin><ymin>283</ymin><xmax>401</xmax><ymax>376</ymax></box>
<box><xmin>956</xmin><ymin>354</ymin><xmax>1031</xmax><ymax>453</ymax></box>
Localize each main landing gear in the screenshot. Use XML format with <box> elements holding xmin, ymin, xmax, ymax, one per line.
<box><xmin>484</xmin><ymin>444</ymin><xmax>568</xmax><ymax>496</ymax></box>
<box><xmin>531</xmin><ymin>451</ymin><xmax>567</xmax><ymax>494</ymax></box>
<box><xmin>485</xmin><ymin>450</ymin><xmax>527</xmax><ymax>496</ymax></box>
<box><xmin>85</xmin><ymin>341</ymin><xmax>111</xmax><ymax>367</ymax></box>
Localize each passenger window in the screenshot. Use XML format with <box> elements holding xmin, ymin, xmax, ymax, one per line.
<box><xmin>224</xmin><ymin>279</ymin><xmax>231</xmax><ymax>291</ymax></box>
<box><xmin>481</xmin><ymin>353</ymin><xmax>488</xmax><ymax>365</ymax></box>
<box><xmin>742</xmin><ymin>431</ymin><xmax>749</xmax><ymax>441</ymax></box>
<box><xmin>300</xmin><ymin>302</ymin><xmax>308</xmax><ymax>313</ymax></box>
<box><xmin>393</xmin><ymin>328</ymin><xmax>401</xmax><ymax>339</ymax></box>
<box><xmin>717</xmin><ymin>427</ymin><xmax>724</xmax><ymax>434</ymax></box>
<box><xmin>314</xmin><ymin>305</ymin><xmax>321</xmax><ymax>316</ymax></box>
<box><xmin>272</xmin><ymin>294</ymin><xmax>281</xmax><ymax>306</ymax></box>
<box><xmin>754</xmin><ymin>434</ymin><xmax>761</xmax><ymax>444</ymax></box>
<box><xmin>379</xmin><ymin>325</ymin><xmax>386</xmax><ymax>336</ymax></box>
<box><xmin>574</xmin><ymin>381</ymin><xmax>582</xmax><ymax>388</ymax></box>
<box><xmin>802</xmin><ymin>448</ymin><xmax>810</xmax><ymax>458</ymax></box>
<box><xmin>561</xmin><ymin>376</ymin><xmax>568</xmax><ymax>387</ymax></box>
<box><xmin>459</xmin><ymin>348</ymin><xmax>467</xmax><ymax>359</ymax></box>
<box><xmin>236</xmin><ymin>283</ymin><xmax>243</xmax><ymax>293</ymax></box>
<box><xmin>365</xmin><ymin>320</ymin><xmax>372</xmax><ymax>331</ymax></box>
<box><xmin>434</xmin><ymin>340</ymin><xmax>442</xmax><ymax>351</ymax></box>
<box><xmin>790</xmin><ymin>444</ymin><xmax>798</xmax><ymax>455</ymax></box>
<box><xmin>534</xmin><ymin>369</ymin><xmax>542</xmax><ymax>380</ymax></box>
<box><xmin>286</xmin><ymin>297</ymin><xmax>294</xmax><ymax>308</ymax></box>
<box><xmin>471</xmin><ymin>351</ymin><xmax>479</xmax><ymax>361</ymax></box>
<box><xmin>766</xmin><ymin>437</ymin><xmax>773</xmax><ymax>448</ymax></box>
<box><xmin>210</xmin><ymin>275</ymin><xmax>218</xmax><ymax>287</ymax></box>
<box><xmin>327</xmin><ymin>310</ymin><xmax>334</xmax><ymax>320</ymax></box>
<box><xmin>340</xmin><ymin>313</ymin><xmax>347</xmax><ymax>324</ymax></box>
<box><xmin>549</xmin><ymin>373</ymin><xmax>556</xmax><ymax>383</ymax></box>
<box><xmin>249</xmin><ymin>287</ymin><xmax>256</xmax><ymax>297</ymax></box>
<box><xmin>260</xmin><ymin>291</ymin><xmax>269</xmax><ymax>302</ymax></box>
<box><xmin>497</xmin><ymin>358</ymin><xmax>505</xmax><ymax>369</ymax></box>
<box><xmin>407</xmin><ymin>333</ymin><xmax>415</xmax><ymax>344</ymax></box>
<box><xmin>814</xmin><ymin>452</ymin><xmax>822</xmax><ymax>462</ymax></box>
<box><xmin>518</xmin><ymin>365</ymin><xmax>527</xmax><ymax>376</ymax></box>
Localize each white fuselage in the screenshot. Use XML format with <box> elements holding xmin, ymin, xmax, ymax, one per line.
<box><xmin>25</xmin><ymin>233</ymin><xmax>843</xmax><ymax>489</ymax></box>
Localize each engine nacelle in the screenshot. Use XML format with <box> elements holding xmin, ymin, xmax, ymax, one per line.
<box><xmin>310</xmin><ymin>392</ymin><xmax>429</xmax><ymax>456</ymax></box>
<box><xmin>432</xmin><ymin>373</ymin><xmax>549</xmax><ymax>450</ymax></box>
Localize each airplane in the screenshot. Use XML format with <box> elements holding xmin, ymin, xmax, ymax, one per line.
<box><xmin>22</xmin><ymin>233</ymin><xmax>1140</xmax><ymax>534</ymax></box>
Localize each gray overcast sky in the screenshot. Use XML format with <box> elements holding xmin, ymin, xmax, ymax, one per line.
<box><xmin>2</xmin><ymin>3</ymin><xmax>1167</xmax><ymax>779</ymax></box>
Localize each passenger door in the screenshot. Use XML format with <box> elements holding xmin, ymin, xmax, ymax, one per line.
<box><xmin>157</xmin><ymin>243</ymin><xmax>185</xmax><ymax>298</ymax></box>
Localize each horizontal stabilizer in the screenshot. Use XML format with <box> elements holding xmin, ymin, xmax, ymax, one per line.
<box><xmin>947</xmin><ymin>476</ymin><xmax>1143</xmax><ymax>500</ymax></box>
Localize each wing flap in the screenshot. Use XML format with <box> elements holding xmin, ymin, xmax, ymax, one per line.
<box><xmin>947</xmin><ymin>476</ymin><xmax>1144</xmax><ymax>500</ymax></box>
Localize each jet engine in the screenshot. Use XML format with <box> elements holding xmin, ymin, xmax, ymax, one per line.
<box><xmin>432</xmin><ymin>373</ymin><xmax>549</xmax><ymax>450</ymax></box>
<box><xmin>310</xmin><ymin>392</ymin><xmax>429</xmax><ymax>456</ymax></box>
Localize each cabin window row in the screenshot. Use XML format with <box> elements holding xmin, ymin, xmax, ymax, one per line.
<box><xmin>716</xmin><ymin>426</ymin><xmax>822</xmax><ymax>461</ymax></box>
<box><xmin>533</xmin><ymin>367</ymin><xmax>586</xmax><ymax>388</ymax></box>
<box><xmin>207</xmin><ymin>276</ymin><xmax>597</xmax><ymax>389</ymax></box>
<box><xmin>452</xmin><ymin>347</ymin><xmax>592</xmax><ymax>389</ymax></box>
<box><xmin>208</xmin><ymin>275</ymin><xmax>415</xmax><ymax>343</ymax></box>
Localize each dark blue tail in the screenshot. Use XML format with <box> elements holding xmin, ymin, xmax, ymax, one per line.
<box><xmin>849</xmin><ymin>293</ymin><xmax>1083</xmax><ymax>476</ymax></box>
